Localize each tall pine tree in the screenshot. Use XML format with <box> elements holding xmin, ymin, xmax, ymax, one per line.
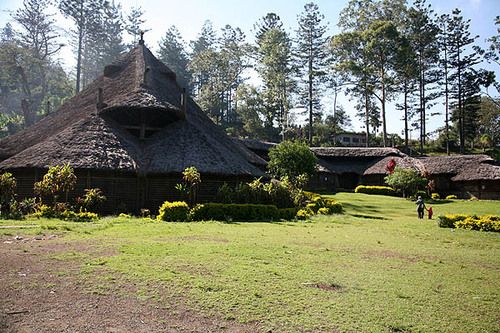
<box><xmin>294</xmin><ymin>2</ymin><xmax>329</xmax><ymax>145</ymax></box>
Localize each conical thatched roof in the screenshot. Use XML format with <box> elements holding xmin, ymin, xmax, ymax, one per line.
<box><xmin>0</xmin><ymin>43</ymin><xmax>265</xmax><ymax>176</ymax></box>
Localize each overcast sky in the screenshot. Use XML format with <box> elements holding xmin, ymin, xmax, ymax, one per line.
<box><xmin>1</xmin><ymin>0</ymin><xmax>499</xmax><ymax>137</ymax></box>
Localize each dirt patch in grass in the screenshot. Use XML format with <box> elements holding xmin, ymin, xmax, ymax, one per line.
<box><xmin>157</xmin><ymin>235</ymin><xmax>230</xmax><ymax>243</ymax></box>
<box><xmin>363</xmin><ymin>250</ymin><xmax>437</xmax><ymax>264</ymax></box>
<box><xmin>0</xmin><ymin>235</ymin><xmax>259</xmax><ymax>333</ymax></box>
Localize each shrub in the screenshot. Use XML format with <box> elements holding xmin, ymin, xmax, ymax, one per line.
<box><xmin>318</xmin><ymin>207</ymin><xmax>330</xmax><ymax>215</ymax></box>
<box><xmin>296</xmin><ymin>208</ymin><xmax>313</xmax><ymax>220</ymax></box>
<box><xmin>324</xmin><ymin>199</ymin><xmax>343</xmax><ymax>214</ymax></box>
<box><xmin>0</xmin><ymin>172</ymin><xmax>17</xmax><ymax>215</ymax></box>
<box><xmin>354</xmin><ymin>185</ymin><xmax>398</xmax><ymax>196</ymax></box>
<box><xmin>72</xmin><ymin>211</ymin><xmax>99</xmax><ymax>222</ymax></box>
<box><xmin>176</xmin><ymin>166</ymin><xmax>201</xmax><ymax>206</ymax></box>
<box><xmin>431</xmin><ymin>193</ymin><xmax>440</xmax><ymax>200</ymax></box>
<box><xmin>445</xmin><ymin>194</ymin><xmax>457</xmax><ymax>200</ymax></box>
<box><xmin>33</xmin><ymin>204</ymin><xmax>57</xmax><ymax>218</ymax></box>
<box><xmin>384</xmin><ymin>167</ymin><xmax>427</xmax><ymax>197</ymax></box>
<box><xmin>6</xmin><ymin>200</ymin><xmax>23</xmax><ymax>220</ymax></box>
<box><xmin>34</xmin><ymin>164</ymin><xmax>77</xmax><ymax>204</ymax></box>
<box><xmin>267</xmin><ymin>140</ymin><xmax>317</xmax><ymax>186</ymax></box>
<box><xmin>415</xmin><ymin>190</ymin><xmax>429</xmax><ymax>199</ymax></box>
<box><xmin>80</xmin><ymin>188</ymin><xmax>106</xmax><ymax>212</ymax></box>
<box><xmin>438</xmin><ymin>214</ymin><xmax>500</xmax><ymax>232</ymax></box>
<box><xmin>437</xmin><ymin>214</ymin><xmax>469</xmax><ymax>228</ymax></box>
<box><xmin>118</xmin><ymin>213</ymin><xmax>132</xmax><ymax>218</ymax></box>
<box><xmin>190</xmin><ymin>203</ymin><xmax>280</xmax><ymax>222</ymax></box>
<box><xmin>158</xmin><ymin>201</ymin><xmax>189</xmax><ymax>222</ymax></box>
<box><xmin>32</xmin><ymin>205</ymin><xmax>98</xmax><ymax>222</ymax></box>
<box><xmin>216</xmin><ymin>178</ymin><xmax>295</xmax><ymax>208</ymax></box>
<box><xmin>277</xmin><ymin>208</ymin><xmax>299</xmax><ymax>220</ymax></box>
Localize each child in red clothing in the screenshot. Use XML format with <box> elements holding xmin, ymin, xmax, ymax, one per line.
<box><xmin>427</xmin><ymin>206</ymin><xmax>433</xmax><ymax>219</ymax></box>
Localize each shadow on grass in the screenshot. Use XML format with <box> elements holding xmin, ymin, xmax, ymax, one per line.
<box><xmin>350</xmin><ymin>214</ymin><xmax>388</xmax><ymax>220</ymax></box>
<box><xmin>341</xmin><ymin>202</ymin><xmax>383</xmax><ymax>214</ymax></box>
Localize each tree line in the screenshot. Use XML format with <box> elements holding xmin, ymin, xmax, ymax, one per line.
<box><xmin>0</xmin><ymin>0</ymin><xmax>499</xmax><ymax>154</ymax></box>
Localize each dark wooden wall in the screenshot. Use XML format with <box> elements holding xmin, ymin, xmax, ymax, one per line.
<box><xmin>9</xmin><ymin>168</ymin><xmax>254</xmax><ymax>214</ymax></box>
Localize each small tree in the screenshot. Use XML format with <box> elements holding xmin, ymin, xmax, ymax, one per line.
<box><xmin>34</xmin><ymin>163</ymin><xmax>77</xmax><ymax>205</ymax></box>
<box><xmin>384</xmin><ymin>167</ymin><xmax>427</xmax><ymax>198</ymax></box>
<box><xmin>175</xmin><ymin>166</ymin><xmax>201</xmax><ymax>206</ymax></box>
<box><xmin>0</xmin><ymin>172</ymin><xmax>17</xmax><ymax>215</ymax></box>
<box><xmin>267</xmin><ymin>140</ymin><xmax>317</xmax><ymax>186</ymax></box>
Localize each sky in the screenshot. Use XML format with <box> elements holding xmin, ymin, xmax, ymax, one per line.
<box><xmin>1</xmin><ymin>0</ymin><xmax>499</xmax><ymax>138</ymax></box>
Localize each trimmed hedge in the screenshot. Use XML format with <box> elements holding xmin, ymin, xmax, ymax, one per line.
<box><xmin>431</xmin><ymin>193</ymin><xmax>440</xmax><ymax>200</ymax></box>
<box><xmin>354</xmin><ymin>185</ymin><xmax>398</xmax><ymax>196</ymax></box>
<box><xmin>190</xmin><ymin>203</ymin><xmax>281</xmax><ymax>222</ymax></box>
<box><xmin>438</xmin><ymin>214</ymin><xmax>500</xmax><ymax>232</ymax></box>
<box><xmin>158</xmin><ymin>201</ymin><xmax>190</xmax><ymax>222</ymax></box>
<box><xmin>445</xmin><ymin>195</ymin><xmax>457</xmax><ymax>200</ymax></box>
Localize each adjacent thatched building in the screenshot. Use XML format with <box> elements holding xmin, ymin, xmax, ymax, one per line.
<box><xmin>309</xmin><ymin>147</ymin><xmax>405</xmax><ymax>191</ymax></box>
<box><xmin>0</xmin><ymin>41</ymin><xmax>265</xmax><ymax>213</ymax></box>
<box><xmin>239</xmin><ymin>141</ymin><xmax>500</xmax><ymax>199</ymax></box>
<box><xmin>417</xmin><ymin>155</ymin><xmax>500</xmax><ymax>199</ymax></box>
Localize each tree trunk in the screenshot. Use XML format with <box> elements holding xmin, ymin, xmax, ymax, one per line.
<box><xmin>364</xmin><ymin>82</ymin><xmax>370</xmax><ymax>148</ymax></box>
<box><xmin>308</xmin><ymin>56</ymin><xmax>313</xmax><ymax>146</ymax></box>
<box><xmin>404</xmin><ymin>82</ymin><xmax>409</xmax><ymax>149</ymax></box>
<box><xmin>381</xmin><ymin>68</ymin><xmax>387</xmax><ymax>147</ymax></box>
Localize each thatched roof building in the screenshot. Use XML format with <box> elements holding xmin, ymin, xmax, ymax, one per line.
<box><xmin>0</xmin><ymin>41</ymin><xmax>265</xmax><ymax>212</ymax></box>
<box><xmin>240</xmin><ymin>140</ymin><xmax>500</xmax><ymax>198</ymax></box>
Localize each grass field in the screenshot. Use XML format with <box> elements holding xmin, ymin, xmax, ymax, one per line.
<box><xmin>1</xmin><ymin>193</ymin><xmax>499</xmax><ymax>332</ymax></box>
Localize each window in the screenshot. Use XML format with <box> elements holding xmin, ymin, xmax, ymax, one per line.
<box><xmin>342</xmin><ymin>137</ymin><xmax>350</xmax><ymax>143</ymax></box>
<box><xmin>352</xmin><ymin>137</ymin><xmax>359</xmax><ymax>143</ymax></box>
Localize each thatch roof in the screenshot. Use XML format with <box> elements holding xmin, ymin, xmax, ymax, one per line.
<box><xmin>0</xmin><ymin>43</ymin><xmax>265</xmax><ymax>176</ymax></box>
<box><xmin>363</xmin><ymin>156</ymin><xmax>424</xmax><ymax>176</ymax></box>
<box><xmin>416</xmin><ymin>155</ymin><xmax>500</xmax><ymax>181</ymax></box>
<box><xmin>311</xmin><ymin>147</ymin><xmax>404</xmax><ymax>158</ymax></box>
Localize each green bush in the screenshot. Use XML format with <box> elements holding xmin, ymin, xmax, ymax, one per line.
<box><xmin>415</xmin><ymin>190</ymin><xmax>429</xmax><ymax>199</ymax></box>
<box><xmin>32</xmin><ymin>205</ymin><xmax>98</xmax><ymax>222</ymax></box>
<box><xmin>384</xmin><ymin>167</ymin><xmax>427</xmax><ymax>197</ymax></box>
<box><xmin>158</xmin><ymin>201</ymin><xmax>189</xmax><ymax>222</ymax></box>
<box><xmin>190</xmin><ymin>203</ymin><xmax>280</xmax><ymax>222</ymax></box>
<box><xmin>354</xmin><ymin>185</ymin><xmax>398</xmax><ymax>196</ymax></box>
<box><xmin>267</xmin><ymin>140</ymin><xmax>317</xmax><ymax>186</ymax></box>
<box><xmin>317</xmin><ymin>207</ymin><xmax>330</xmax><ymax>215</ymax></box>
<box><xmin>296</xmin><ymin>208</ymin><xmax>313</xmax><ymax>220</ymax></box>
<box><xmin>431</xmin><ymin>193</ymin><xmax>440</xmax><ymax>200</ymax></box>
<box><xmin>438</xmin><ymin>214</ymin><xmax>500</xmax><ymax>232</ymax></box>
<box><xmin>34</xmin><ymin>163</ymin><xmax>77</xmax><ymax>204</ymax></box>
<box><xmin>437</xmin><ymin>214</ymin><xmax>469</xmax><ymax>228</ymax></box>
<box><xmin>0</xmin><ymin>172</ymin><xmax>17</xmax><ymax>215</ymax></box>
<box><xmin>277</xmin><ymin>208</ymin><xmax>299</xmax><ymax>220</ymax></box>
<box><xmin>324</xmin><ymin>199</ymin><xmax>343</xmax><ymax>214</ymax></box>
<box><xmin>445</xmin><ymin>194</ymin><xmax>457</xmax><ymax>200</ymax></box>
<box><xmin>79</xmin><ymin>188</ymin><xmax>106</xmax><ymax>212</ymax></box>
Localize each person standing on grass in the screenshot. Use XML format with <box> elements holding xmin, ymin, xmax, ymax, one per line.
<box><xmin>416</xmin><ymin>196</ymin><xmax>426</xmax><ymax>219</ymax></box>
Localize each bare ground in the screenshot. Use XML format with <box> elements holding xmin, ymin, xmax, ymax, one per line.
<box><xmin>0</xmin><ymin>235</ymin><xmax>260</xmax><ymax>333</ymax></box>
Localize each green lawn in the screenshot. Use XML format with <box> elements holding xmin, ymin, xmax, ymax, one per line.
<box><xmin>2</xmin><ymin>193</ymin><xmax>500</xmax><ymax>333</ymax></box>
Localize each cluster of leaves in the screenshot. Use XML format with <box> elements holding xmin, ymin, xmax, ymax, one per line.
<box><xmin>384</xmin><ymin>167</ymin><xmax>427</xmax><ymax>198</ymax></box>
<box><xmin>175</xmin><ymin>166</ymin><xmax>201</xmax><ymax>206</ymax></box>
<box><xmin>267</xmin><ymin>140</ymin><xmax>317</xmax><ymax>186</ymax></box>
<box><xmin>217</xmin><ymin>175</ymin><xmax>309</xmax><ymax>209</ymax></box>
<box><xmin>34</xmin><ymin>163</ymin><xmax>77</xmax><ymax>204</ymax></box>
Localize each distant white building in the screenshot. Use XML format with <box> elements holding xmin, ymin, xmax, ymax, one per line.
<box><xmin>335</xmin><ymin>132</ymin><xmax>367</xmax><ymax>146</ymax></box>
